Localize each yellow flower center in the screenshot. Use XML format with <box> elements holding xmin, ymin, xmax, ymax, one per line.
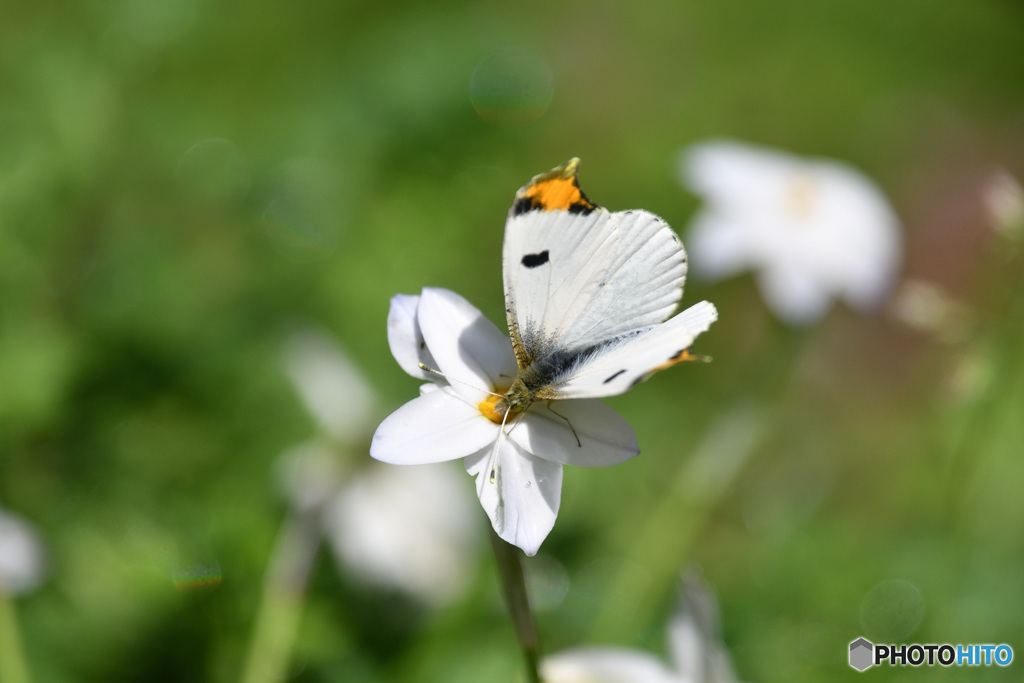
<box><xmin>478</xmin><ymin>390</ymin><xmax>509</xmax><ymax>424</ymax></box>
<box><xmin>784</xmin><ymin>174</ymin><xmax>818</xmax><ymax>219</ymax></box>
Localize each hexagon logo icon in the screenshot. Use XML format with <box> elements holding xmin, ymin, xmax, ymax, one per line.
<box><xmin>849</xmin><ymin>637</ymin><xmax>874</xmax><ymax>671</ymax></box>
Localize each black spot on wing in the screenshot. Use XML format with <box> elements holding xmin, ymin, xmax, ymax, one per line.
<box><xmin>521</xmin><ymin>250</ymin><xmax>550</xmax><ymax>268</ymax></box>
<box><xmin>603</xmin><ymin>369</ymin><xmax>626</xmax><ymax>384</ymax></box>
<box><xmin>511</xmin><ymin>191</ymin><xmax>596</xmax><ymax>216</ymax></box>
<box><xmin>512</xmin><ymin>196</ymin><xmax>535</xmax><ymax>216</ymax></box>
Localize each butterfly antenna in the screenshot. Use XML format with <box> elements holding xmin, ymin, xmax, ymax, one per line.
<box><xmin>418</xmin><ymin>363</ymin><xmax>502</xmax><ymax>398</ymax></box>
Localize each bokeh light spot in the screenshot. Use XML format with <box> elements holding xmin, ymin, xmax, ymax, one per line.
<box><xmin>262</xmin><ymin>191</ymin><xmax>340</xmax><ymax>257</ymax></box>
<box><xmin>172</xmin><ymin>559</ymin><xmax>222</xmax><ymax>591</ymax></box>
<box><xmin>859</xmin><ymin>579</ymin><xmax>924</xmax><ymax>641</ymax></box>
<box><xmin>261</xmin><ymin>159</ymin><xmax>343</xmax><ymax>259</ymax></box>
<box><xmin>524</xmin><ymin>554</ymin><xmax>570</xmax><ymax>611</ymax></box>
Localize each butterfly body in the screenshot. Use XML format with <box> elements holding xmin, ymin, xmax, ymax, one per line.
<box><xmin>498</xmin><ymin>341</ymin><xmax>600</xmax><ymax>413</ymax></box>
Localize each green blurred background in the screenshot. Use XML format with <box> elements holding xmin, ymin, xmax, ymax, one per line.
<box><xmin>2</xmin><ymin>0</ymin><xmax>1023</xmax><ymax>680</ymax></box>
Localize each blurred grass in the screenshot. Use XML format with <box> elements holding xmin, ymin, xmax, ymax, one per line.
<box><xmin>1</xmin><ymin>0</ymin><xmax>1023</xmax><ymax>681</ymax></box>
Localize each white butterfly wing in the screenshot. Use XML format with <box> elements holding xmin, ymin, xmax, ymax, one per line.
<box><xmin>548</xmin><ymin>300</ymin><xmax>718</xmax><ymax>399</ymax></box>
<box><xmin>503</xmin><ymin>159</ymin><xmax>688</xmax><ymax>367</ymax></box>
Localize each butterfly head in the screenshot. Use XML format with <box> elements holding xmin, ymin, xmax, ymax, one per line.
<box><xmin>492</xmin><ymin>378</ymin><xmax>534</xmax><ymax>418</ymax></box>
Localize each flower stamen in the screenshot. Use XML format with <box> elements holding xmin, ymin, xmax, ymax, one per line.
<box><xmin>478</xmin><ymin>391</ymin><xmax>509</xmax><ymax>424</ymax></box>
<box><xmin>784</xmin><ymin>174</ymin><xmax>818</xmax><ymax>219</ymax></box>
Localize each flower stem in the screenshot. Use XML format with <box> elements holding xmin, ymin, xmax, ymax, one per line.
<box><xmin>240</xmin><ymin>511</ymin><xmax>321</xmax><ymax>683</ymax></box>
<box><xmin>0</xmin><ymin>591</ymin><xmax>31</xmax><ymax>683</ymax></box>
<box><xmin>589</xmin><ymin>323</ymin><xmax>809</xmax><ymax>639</ymax></box>
<box><xmin>489</xmin><ymin>528</ymin><xmax>541</xmax><ymax>683</ymax></box>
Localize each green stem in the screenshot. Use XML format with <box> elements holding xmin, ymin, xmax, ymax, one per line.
<box><xmin>588</xmin><ymin>406</ymin><xmax>764</xmax><ymax>638</ymax></box>
<box><xmin>240</xmin><ymin>511</ymin><xmax>321</xmax><ymax>683</ymax></box>
<box><xmin>943</xmin><ymin>253</ymin><xmax>1024</xmax><ymax>530</ymax></box>
<box><xmin>0</xmin><ymin>590</ymin><xmax>31</xmax><ymax>683</ymax></box>
<box><xmin>489</xmin><ymin>528</ymin><xmax>541</xmax><ymax>683</ymax></box>
<box><xmin>589</xmin><ymin>321</ymin><xmax>810</xmax><ymax>639</ymax></box>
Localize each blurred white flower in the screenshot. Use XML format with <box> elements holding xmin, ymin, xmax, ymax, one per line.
<box><xmin>668</xmin><ymin>572</ymin><xmax>744</xmax><ymax>683</ymax></box>
<box><xmin>370</xmin><ymin>288</ymin><xmax>638</xmax><ymax>556</ymax></box>
<box><xmin>680</xmin><ymin>140</ymin><xmax>902</xmax><ymax>325</ymax></box>
<box><xmin>982</xmin><ymin>169</ymin><xmax>1024</xmax><ymax>240</ymax></box>
<box><xmin>279</xmin><ymin>329</ymin><xmax>480</xmax><ymax>605</ymax></box>
<box><xmin>324</xmin><ymin>460</ymin><xmax>480</xmax><ymax>606</ymax></box>
<box><xmin>0</xmin><ymin>508</ymin><xmax>47</xmax><ymax>595</ymax></box>
<box><xmin>889</xmin><ymin>279</ymin><xmax>970</xmax><ymax>343</ymax></box>
<box><xmin>282</xmin><ymin>326</ymin><xmax>377</xmax><ymax>442</ymax></box>
<box><xmin>542</xmin><ymin>571</ymin><xmax>744</xmax><ymax>683</ymax></box>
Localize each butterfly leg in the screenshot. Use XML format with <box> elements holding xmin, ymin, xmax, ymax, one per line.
<box><xmin>545</xmin><ymin>401</ymin><xmax>581</xmax><ymax>447</ymax></box>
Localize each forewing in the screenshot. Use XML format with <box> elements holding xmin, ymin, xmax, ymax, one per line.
<box><xmin>503</xmin><ymin>159</ymin><xmax>688</xmax><ymax>367</ymax></box>
<box><xmin>542</xmin><ymin>301</ymin><xmax>718</xmax><ymax>399</ymax></box>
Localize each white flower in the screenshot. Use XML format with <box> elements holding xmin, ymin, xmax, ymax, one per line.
<box><xmin>277</xmin><ymin>444</ymin><xmax>480</xmax><ymax>606</ymax></box>
<box><xmin>324</xmin><ymin>459</ymin><xmax>480</xmax><ymax>606</ymax></box>
<box><xmin>278</xmin><ymin>444</ymin><xmax>480</xmax><ymax>605</ymax></box>
<box><xmin>542</xmin><ymin>572</ymin><xmax>744</xmax><ymax>683</ymax></box>
<box><xmin>278</xmin><ymin>330</ymin><xmax>480</xmax><ymax>605</ymax></box>
<box><xmin>0</xmin><ymin>508</ymin><xmax>47</xmax><ymax>595</ymax></box>
<box><xmin>370</xmin><ymin>288</ymin><xmax>639</xmax><ymax>556</ymax></box>
<box><xmin>889</xmin><ymin>279</ymin><xmax>970</xmax><ymax>343</ymax></box>
<box><xmin>983</xmin><ymin>169</ymin><xmax>1024</xmax><ymax>239</ymax></box>
<box><xmin>680</xmin><ymin>140</ymin><xmax>902</xmax><ymax>325</ymax></box>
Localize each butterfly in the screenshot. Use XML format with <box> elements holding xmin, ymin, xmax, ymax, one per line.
<box><xmin>495</xmin><ymin>158</ymin><xmax>718</xmax><ymax>419</ymax></box>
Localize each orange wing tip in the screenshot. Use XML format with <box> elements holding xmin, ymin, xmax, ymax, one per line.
<box><xmin>677</xmin><ymin>349</ymin><xmax>712</xmax><ymax>364</ymax></box>
<box><xmin>512</xmin><ymin>158</ymin><xmax>597</xmax><ymax>216</ymax></box>
<box><xmin>645</xmin><ymin>348</ymin><xmax>711</xmax><ymax>379</ymax></box>
<box><xmin>555</xmin><ymin>157</ymin><xmax>581</xmax><ymax>179</ymax></box>
<box><xmin>527</xmin><ymin>158</ymin><xmax>581</xmax><ymax>183</ymax></box>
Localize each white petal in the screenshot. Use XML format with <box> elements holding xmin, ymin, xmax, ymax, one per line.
<box><xmin>681</xmin><ymin>140</ymin><xmax>801</xmax><ymax>209</ymax></box>
<box><xmin>806</xmin><ymin>163</ymin><xmax>902</xmax><ymax>307</ymax></box>
<box><xmin>282</xmin><ymin>327</ymin><xmax>376</xmax><ymax>440</ymax></box>
<box><xmin>417</xmin><ymin>288</ymin><xmax>518</xmax><ymax>402</ymax></box>
<box><xmin>669</xmin><ymin>614</ymin><xmax>705</xmax><ymax>682</ymax></box>
<box><xmin>668</xmin><ymin>575</ymin><xmax>717</xmax><ymax>680</ymax></box>
<box><xmin>324</xmin><ymin>462</ymin><xmax>480</xmax><ymax>606</ymax></box>
<box><xmin>371</xmin><ymin>387</ymin><xmax>497</xmax><ymax>465</ymax></box>
<box><xmin>682</xmin><ymin>139</ymin><xmax>903</xmax><ymax>327</ymax></box>
<box><xmin>686</xmin><ymin>208</ymin><xmax>756</xmax><ymax>281</ymax></box>
<box><xmin>465</xmin><ymin>437</ymin><xmax>562</xmax><ymax>556</ymax></box>
<box><xmin>542</xmin><ymin>647</ymin><xmax>683</xmax><ymax>683</ymax></box>
<box><xmin>386</xmin><ymin>293</ymin><xmax>438</xmax><ymax>381</ymax></box>
<box><xmin>755</xmin><ymin>265</ymin><xmax>833</xmax><ymax>325</ymax></box>
<box><xmin>510</xmin><ymin>400</ymin><xmax>639</xmax><ymax>467</ymax></box>
<box><xmin>0</xmin><ymin>510</ymin><xmax>47</xmax><ymax>595</ymax></box>
<box><xmin>668</xmin><ymin>573</ymin><xmax>741</xmax><ymax>683</ymax></box>
<box><xmin>669</xmin><ymin>613</ymin><xmax>741</xmax><ymax>683</ymax></box>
